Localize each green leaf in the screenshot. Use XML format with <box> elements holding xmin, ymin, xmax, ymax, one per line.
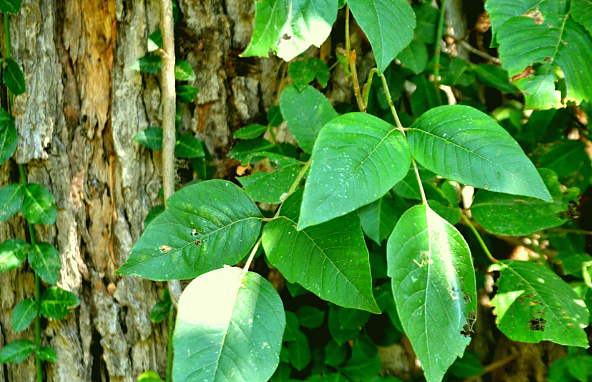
<box><xmin>175</xmin><ymin>134</ymin><xmax>205</xmax><ymax>158</ymax></box>
<box><xmin>138</xmin><ymin>370</ymin><xmax>165</xmax><ymax>382</ymax></box>
<box><xmin>227</xmin><ymin>138</ymin><xmax>275</xmax><ymax>163</ymax></box>
<box><xmin>387</xmin><ymin>205</ymin><xmax>477</xmax><ymax>382</ymax></box>
<box><xmin>427</xmin><ymin>199</ymin><xmax>461</xmax><ymax>225</ymax></box>
<box><xmin>471</xmin><ymin>169</ymin><xmax>574</xmax><ymax>235</ymax></box>
<box><xmin>0</xmin><ymin>340</ymin><xmax>35</xmax><ymax>364</ymax></box>
<box><xmin>173</xmin><ymin>267</ymin><xmax>285</xmax><ymax>382</ymax></box>
<box><xmin>20</xmin><ymin>183</ymin><xmax>57</xmax><ymax>225</ymax></box>
<box><xmin>0</xmin><ymin>239</ymin><xmax>29</xmax><ymax>272</ymax></box>
<box><xmin>147</xmin><ymin>30</ymin><xmax>163</xmax><ymax>52</ymax></box>
<box><xmin>283</xmin><ymin>311</ymin><xmax>300</xmax><ymax>342</ymax></box>
<box><xmin>176</xmin><ymin>85</ymin><xmax>199</xmax><ymax>103</ymax></box>
<box><xmin>337</xmin><ymin>306</ymin><xmax>371</xmax><ymax>329</ymax></box>
<box><xmin>130</xmin><ymin>55</ymin><xmax>162</xmax><ymax>73</ymax></box>
<box><xmin>472</xmin><ymin>64</ymin><xmax>517</xmax><ymax>94</ymax></box>
<box><xmin>0</xmin><ymin>183</ymin><xmax>24</xmax><ymax>222</ymax></box>
<box><xmin>0</xmin><ymin>0</ymin><xmax>23</xmax><ymax>14</ymax></box>
<box><xmin>449</xmin><ymin>351</ymin><xmax>484</xmax><ymax>378</ymax></box>
<box><xmin>397</xmin><ymin>40</ymin><xmax>428</xmax><ymax>75</ymax></box>
<box><xmin>328</xmin><ymin>305</ymin><xmax>360</xmax><ymax>345</ymax></box>
<box><xmin>234</xmin><ymin>124</ymin><xmax>267</xmax><ymax>140</ymax></box>
<box><xmin>287</xmin><ymin>331</ymin><xmax>311</xmax><ymax>371</ymax></box>
<box><xmin>299</xmin><ymin>112</ymin><xmax>411</xmax><ymax>229</ymax></box>
<box><xmin>0</xmin><ymin>121</ymin><xmax>17</xmax><ymax>165</ymax></box>
<box><xmin>40</xmin><ymin>287</ymin><xmax>80</xmax><ymax>320</ymax></box>
<box><xmin>296</xmin><ymin>306</ymin><xmax>325</xmax><ymax>329</ymax></box>
<box><xmin>174</xmin><ymin>59</ymin><xmax>195</xmax><ymax>81</ymax></box>
<box><xmin>279</xmin><ymin>85</ymin><xmax>338</xmax><ymax>154</ymax></box>
<box><xmin>242</xmin><ymin>0</ymin><xmax>338</xmax><ymax>61</ymax></box>
<box><xmin>571</xmin><ymin>0</ymin><xmax>592</xmax><ymax>34</ymax></box>
<box><xmin>28</xmin><ymin>242</ymin><xmax>61</xmax><ymax>285</ymax></box>
<box><xmin>267</xmin><ymin>105</ymin><xmax>284</xmax><ymax>127</ymax></box>
<box><xmin>134</xmin><ymin>128</ymin><xmax>163</xmax><ymax>150</ymax></box>
<box><xmin>497</xmin><ymin>13</ymin><xmax>592</xmax><ymax>107</ymax></box>
<box><xmin>289</xmin><ymin>58</ymin><xmax>331</xmax><ymax>89</ymax></box>
<box><xmin>270</xmin><ymin>363</ymin><xmax>291</xmax><ymax>382</ymax></box>
<box><xmin>342</xmin><ymin>338</ymin><xmax>382</xmax><ymax>382</ymax></box>
<box><xmin>516</xmin><ymin>69</ymin><xmax>562</xmax><ymax>110</ymax></box>
<box><xmin>3</xmin><ymin>58</ymin><xmax>25</xmax><ymax>95</ymax></box>
<box><xmin>359</xmin><ymin>192</ymin><xmax>406</xmax><ymax>244</ymax></box>
<box><xmin>324</xmin><ymin>339</ymin><xmax>347</xmax><ymax>367</ymax></box>
<box><xmin>263</xmin><ymin>189</ymin><xmax>380</xmax><ymax>313</ymax></box>
<box><xmin>144</xmin><ymin>204</ymin><xmax>165</xmax><ymax>228</ymax></box>
<box><xmin>490</xmin><ymin>260</ymin><xmax>590</xmax><ymax>347</ymax></box>
<box><xmin>408</xmin><ymin>105</ymin><xmax>552</xmax><ymax>201</ymax></box>
<box><xmin>414</xmin><ymin>3</ymin><xmax>438</xmax><ymax>43</ymax></box>
<box><xmin>410</xmin><ymin>75</ymin><xmax>443</xmax><ymax>117</ymax></box>
<box><xmin>238</xmin><ymin>156</ymin><xmax>303</xmax><ymax>204</ymax></box>
<box><xmin>150</xmin><ymin>300</ymin><xmax>172</xmax><ymax>323</ymax></box>
<box><xmin>347</xmin><ymin>0</ymin><xmax>415</xmax><ymax>73</ymax></box>
<box><xmin>117</xmin><ymin>180</ymin><xmax>262</xmax><ymax>280</ymax></box>
<box><xmin>11</xmin><ymin>299</ymin><xmax>36</xmax><ymax>332</ymax></box>
<box><xmin>38</xmin><ymin>347</ymin><xmax>56</xmax><ymax>362</ymax></box>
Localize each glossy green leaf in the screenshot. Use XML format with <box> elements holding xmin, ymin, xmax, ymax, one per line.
<box><xmin>147</xmin><ymin>30</ymin><xmax>163</xmax><ymax>52</ymax></box>
<box><xmin>387</xmin><ymin>205</ymin><xmax>477</xmax><ymax>382</ymax></box>
<box><xmin>347</xmin><ymin>0</ymin><xmax>415</xmax><ymax>73</ymax></box>
<box><xmin>471</xmin><ymin>169</ymin><xmax>573</xmax><ymax>235</ymax></box>
<box><xmin>397</xmin><ymin>40</ymin><xmax>428</xmax><ymax>75</ymax></box>
<box><xmin>490</xmin><ymin>260</ymin><xmax>589</xmax><ymax>347</ymax></box>
<box><xmin>38</xmin><ymin>347</ymin><xmax>56</xmax><ymax>362</ymax></box>
<box><xmin>0</xmin><ymin>183</ymin><xmax>24</xmax><ymax>222</ymax></box>
<box><xmin>287</xmin><ymin>331</ymin><xmax>311</xmax><ymax>371</ymax></box>
<box><xmin>117</xmin><ymin>180</ymin><xmax>262</xmax><ymax>280</ymax></box>
<box><xmin>28</xmin><ymin>242</ymin><xmax>61</xmax><ymax>285</ymax></box>
<box><xmin>263</xmin><ymin>189</ymin><xmax>379</xmax><ymax>313</ymax></box>
<box><xmin>176</xmin><ymin>85</ymin><xmax>199</xmax><ymax>103</ymax></box>
<box><xmin>227</xmin><ymin>138</ymin><xmax>275</xmax><ymax>163</ymax></box>
<box><xmin>342</xmin><ymin>338</ymin><xmax>382</xmax><ymax>382</ymax></box>
<box><xmin>0</xmin><ymin>239</ymin><xmax>29</xmax><ymax>273</ymax></box>
<box><xmin>408</xmin><ymin>105</ymin><xmax>552</xmax><ymax>201</ymax></box>
<box><xmin>174</xmin><ymin>59</ymin><xmax>195</xmax><ymax>81</ymax></box>
<box><xmin>130</xmin><ymin>55</ymin><xmax>162</xmax><ymax>73</ymax></box>
<box><xmin>3</xmin><ymin>58</ymin><xmax>25</xmax><ymax>95</ymax></box>
<box><xmin>279</xmin><ymin>85</ymin><xmax>338</xmax><ymax>154</ymax></box>
<box><xmin>299</xmin><ymin>112</ymin><xmax>411</xmax><ymax>229</ymax></box>
<box><xmin>572</xmin><ymin>0</ymin><xmax>592</xmax><ymax>34</ymax></box>
<box><xmin>473</xmin><ymin>64</ymin><xmax>516</xmax><ymax>94</ymax></box>
<box><xmin>173</xmin><ymin>267</ymin><xmax>285</xmax><ymax>382</ymax></box>
<box><xmin>40</xmin><ymin>287</ymin><xmax>80</xmax><ymax>320</ymax></box>
<box><xmin>0</xmin><ymin>121</ymin><xmax>17</xmax><ymax>165</ymax></box>
<box><xmin>238</xmin><ymin>155</ymin><xmax>303</xmax><ymax>204</ymax></box>
<box><xmin>20</xmin><ymin>183</ymin><xmax>57</xmax><ymax>225</ymax></box>
<box><xmin>234</xmin><ymin>124</ymin><xmax>267</xmax><ymax>140</ymax></box>
<box><xmin>134</xmin><ymin>128</ymin><xmax>163</xmax><ymax>150</ymax></box>
<box><xmin>0</xmin><ymin>340</ymin><xmax>35</xmax><ymax>364</ymax></box>
<box><xmin>359</xmin><ymin>192</ymin><xmax>406</xmax><ymax>244</ymax></box>
<box><xmin>11</xmin><ymin>299</ymin><xmax>36</xmax><ymax>332</ymax></box>
<box><xmin>0</xmin><ymin>0</ymin><xmax>22</xmax><ymax>13</ymax></box>
<box><xmin>297</xmin><ymin>306</ymin><xmax>325</xmax><ymax>329</ymax></box>
<box><xmin>175</xmin><ymin>134</ymin><xmax>205</xmax><ymax>158</ymax></box>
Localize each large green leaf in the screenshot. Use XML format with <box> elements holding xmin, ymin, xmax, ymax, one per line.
<box><xmin>0</xmin><ymin>340</ymin><xmax>35</xmax><ymax>364</ymax></box>
<box><xmin>387</xmin><ymin>205</ymin><xmax>477</xmax><ymax>382</ymax></box>
<box><xmin>0</xmin><ymin>183</ymin><xmax>24</xmax><ymax>222</ymax></box>
<box><xmin>347</xmin><ymin>0</ymin><xmax>415</xmax><ymax>73</ymax></box>
<box><xmin>359</xmin><ymin>191</ymin><xmax>406</xmax><ymax>244</ymax></box>
<box><xmin>408</xmin><ymin>105</ymin><xmax>552</xmax><ymax>201</ymax></box>
<box><xmin>40</xmin><ymin>287</ymin><xmax>80</xmax><ymax>320</ymax></box>
<box><xmin>28</xmin><ymin>242</ymin><xmax>61</xmax><ymax>285</ymax></box>
<box><xmin>11</xmin><ymin>299</ymin><xmax>36</xmax><ymax>332</ymax></box>
<box><xmin>471</xmin><ymin>169</ymin><xmax>574</xmax><ymax>235</ymax></box>
<box><xmin>496</xmin><ymin>13</ymin><xmax>592</xmax><ymax>107</ymax></box>
<box><xmin>3</xmin><ymin>58</ymin><xmax>25</xmax><ymax>95</ymax></box>
<box><xmin>0</xmin><ymin>239</ymin><xmax>29</xmax><ymax>272</ymax></box>
<box><xmin>117</xmin><ymin>180</ymin><xmax>262</xmax><ymax>280</ymax></box>
<box><xmin>490</xmin><ymin>260</ymin><xmax>589</xmax><ymax>347</ymax></box>
<box><xmin>173</xmin><ymin>267</ymin><xmax>285</xmax><ymax>382</ymax></box>
<box><xmin>263</xmin><ymin>189</ymin><xmax>380</xmax><ymax>313</ymax></box>
<box><xmin>20</xmin><ymin>183</ymin><xmax>57</xmax><ymax>225</ymax></box>
<box><xmin>299</xmin><ymin>112</ymin><xmax>411</xmax><ymax>229</ymax></box>
<box><xmin>572</xmin><ymin>0</ymin><xmax>592</xmax><ymax>34</ymax></box>
<box><xmin>0</xmin><ymin>122</ymin><xmax>17</xmax><ymax>165</ymax></box>
<box><xmin>242</xmin><ymin>0</ymin><xmax>338</xmax><ymax>61</ymax></box>
<box><xmin>279</xmin><ymin>85</ymin><xmax>338</xmax><ymax>154</ymax></box>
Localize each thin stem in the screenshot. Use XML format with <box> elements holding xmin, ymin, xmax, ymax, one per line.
<box><xmin>345</xmin><ymin>5</ymin><xmax>365</xmax><ymax>112</ymax></box>
<box><xmin>267</xmin><ymin>125</ymin><xmax>285</xmax><ymax>155</ymax></box>
<box><xmin>460</xmin><ymin>353</ymin><xmax>518</xmax><ymax>382</ymax></box>
<box><xmin>241</xmin><ymin>237</ymin><xmax>262</xmax><ymax>279</ymax></box>
<box><xmin>547</xmin><ymin>227</ymin><xmax>592</xmax><ymax>236</ymax></box>
<box><xmin>166</xmin><ymin>306</ymin><xmax>174</xmax><ymax>382</ymax></box>
<box><xmin>433</xmin><ymin>0</ymin><xmax>448</xmax><ymax>102</ymax></box>
<box><xmin>287</xmin><ymin>158</ymin><xmax>311</xmax><ymax>196</ymax></box>
<box><xmin>4</xmin><ymin>13</ymin><xmax>12</xmax><ymax>111</ymax></box>
<box><xmin>462</xmin><ymin>215</ymin><xmax>498</xmax><ymax>264</ymax></box>
<box><xmin>362</xmin><ymin>68</ymin><xmax>379</xmax><ymax>109</ymax></box>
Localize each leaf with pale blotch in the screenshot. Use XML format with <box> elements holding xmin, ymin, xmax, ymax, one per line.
<box><xmin>0</xmin><ymin>239</ymin><xmax>29</xmax><ymax>273</ymax></box>
<box><xmin>28</xmin><ymin>242</ymin><xmax>61</xmax><ymax>285</ymax></box>
<box><xmin>134</xmin><ymin>128</ymin><xmax>163</xmax><ymax>150</ymax></box>
<box><xmin>0</xmin><ymin>340</ymin><xmax>35</xmax><ymax>364</ymax></box>
<box><xmin>20</xmin><ymin>183</ymin><xmax>57</xmax><ymax>225</ymax></box>
<box><xmin>0</xmin><ymin>183</ymin><xmax>24</xmax><ymax>222</ymax></box>
<box><xmin>40</xmin><ymin>287</ymin><xmax>80</xmax><ymax>320</ymax></box>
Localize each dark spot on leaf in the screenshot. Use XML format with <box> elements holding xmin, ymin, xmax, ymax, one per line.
<box><xmin>528</xmin><ymin>317</ymin><xmax>546</xmax><ymax>331</ymax></box>
<box><xmin>461</xmin><ymin>311</ymin><xmax>477</xmax><ymax>336</ymax></box>
<box><xmin>194</xmin><ymin>240</ymin><xmax>202</xmax><ymax>246</ymax></box>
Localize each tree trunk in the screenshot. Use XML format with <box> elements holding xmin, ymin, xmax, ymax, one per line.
<box><xmin>0</xmin><ymin>0</ymin><xmax>285</xmax><ymax>380</ymax></box>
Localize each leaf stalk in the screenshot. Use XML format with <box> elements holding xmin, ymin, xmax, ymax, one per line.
<box><xmin>461</xmin><ymin>215</ymin><xmax>498</xmax><ymax>264</ymax></box>
<box><xmin>345</xmin><ymin>5</ymin><xmax>366</xmax><ymax>112</ymax></box>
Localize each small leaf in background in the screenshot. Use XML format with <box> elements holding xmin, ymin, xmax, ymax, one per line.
<box><xmin>175</xmin><ymin>134</ymin><xmax>205</xmax><ymax>158</ymax></box>
<box><xmin>347</xmin><ymin>0</ymin><xmax>415</xmax><ymax>73</ymax></box>
<box><xmin>410</xmin><ymin>75</ymin><xmax>443</xmax><ymax>116</ymax></box>
<box><xmin>147</xmin><ymin>30</ymin><xmax>163</xmax><ymax>52</ymax></box>
<box><xmin>289</xmin><ymin>58</ymin><xmax>331</xmax><ymax>89</ymax></box>
<box><xmin>150</xmin><ymin>290</ymin><xmax>172</xmax><ymax>323</ymax></box>
<box><xmin>38</xmin><ymin>347</ymin><xmax>57</xmax><ymax>362</ymax></box>
<box><xmin>130</xmin><ymin>55</ymin><xmax>162</xmax><ymax>73</ymax></box>
<box><xmin>144</xmin><ymin>204</ymin><xmax>164</xmax><ymax>229</ymax></box>
<box><xmin>239</xmin><ymin>156</ymin><xmax>302</xmax><ymax>204</ymax></box>
<box><xmin>28</xmin><ymin>242</ymin><xmax>61</xmax><ymax>285</ymax></box>
<box><xmin>414</xmin><ymin>3</ymin><xmax>438</xmax><ymax>43</ymax></box>
<box><xmin>0</xmin><ymin>340</ymin><xmax>35</xmax><ymax>364</ymax></box>
<box><xmin>324</xmin><ymin>339</ymin><xmax>347</xmax><ymax>367</ymax></box>
<box><xmin>342</xmin><ymin>338</ymin><xmax>382</xmax><ymax>382</ymax></box>
<box><xmin>138</xmin><ymin>370</ymin><xmax>165</xmax><ymax>382</ymax></box>
<box><xmin>0</xmin><ymin>183</ymin><xmax>24</xmax><ymax>222</ymax></box>
<box><xmin>490</xmin><ymin>260</ymin><xmax>589</xmax><ymax>347</ymax></box>
<box><xmin>571</xmin><ymin>0</ymin><xmax>592</xmax><ymax>35</ymax></box>
<box><xmin>174</xmin><ymin>59</ymin><xmax>196</xmax><ymax>81</ymax></box>
<box><xmin>0</xmin><ymin>0</ymin><xmax>23</xmax><ymax>14</ymax></box>
<box><xmin>176</xmin><ymin>85</ymin><xmax>199</xmax><ymax>103</ymax></box>
<box><xmin>227</xmin><ymin>137</ymin><xmax>275</xmax><ymax>163</ymax></box>
<box><xmin>234</xmin><ymin>124</ymin><xmax>267</xmax><ymax>140</ymax></box>
<box><xmin>270</xmin><ymin>362</ymin><xmax>291</xmax><ymax>382</ymax></box>
<box><xmin>0</xmin><ymin>107</ymin><xmax>13</xmax><ymax>127</ymax></box>
<box><xmin>328</xmin><ymin>305</ymin><xmax>360</xmax><ymax>345</ymax></box>
<box><xmin>283</xmin><ymin>311</ymin><xmax>300</xmax><ymax>342</ymax></box>
<box><xmin>0</xmin><ymin>239</ymin><xmax>29</xmax><ymax>273</ymax></box>
<box><xmin>3</xmin><ymin>58</ymin><xmax>25</xmax><ymax>95</ymax></box>
<box><xmin>279</xmin><ymin>85</ymin><xmax>338</xmax><ymax>154</ymax></box>
<box><xmin>473</xmin><ymin>64</ymin><xmax>517</xmax><ymax>95</ymax></box>
<box><xmin>408</xmin><ymin>105</ymin><xmax>552</xmax><ymax>201</ymax></box>
<box><xmin>134</xmin><ymin>127</ymin><xmax>163</xmax><ymax>150</ymax></box>
<box><xmin>173</xmin><ymin>267</ymin><xmax>285</xmax><ymax>382</ymax></box>
<box><xmin>0</xmin><ymin>121</ymin><xmax>17</xmax><ymax>165</ymax></box>
<box><xmin>299</xmin><ymin>112</ymin><xmax>410</xmax><ymax>229</ymax></box>
<box><xmin>441</xmin><ymin>58</ymin><xmax>475</xmax><ymax>87</ymax></box>
<box><xmin>308</xmin><ymin>58</ymin><xmax>330</xmax><ymax>88</ymax></box>
<box><xmin>40</xmin><ymin>287</ymin><xmax>80</xmax><ymax>320</ymax></box>
<box><xmin>117</xmin><ymin>180</ymin><xmax>262</xmax><ymax>280</ymax></box>
<box><xmin>427</xmin><ymin>199</ymin><xmax>461</xmax><ymax>225</ymax></box>
<box><xmin>359</xmin><ymin>192</ymin><xmax>407</xmax><ymax>245</ymax></box>
<box><xmin>11</xmin><ymin>298</ymin><xmax>36</xmax><ymax>332</ymax></box>
<box><xmin>449</xmin><ymin>351</ymin><xmax>484</xmax><ymax>378</ymax></box>
<box><xmin>288</xmin><ymin>331</ymin><xmax>312</xmax><ymax>371</ymax></box>
<box><xmin>297</xmin><ymin>306</ymin><xmax>325</xmax><ymax>329</ymax></box>
<box><xmin>20</xmin><ymin>183</ymin><xmax>57</xmax><ymax>225</ymax></box>
<box><xmin>397</xmin><ymin>40</ymin><xmax>428</xmax><ymax>75</ymax></box>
